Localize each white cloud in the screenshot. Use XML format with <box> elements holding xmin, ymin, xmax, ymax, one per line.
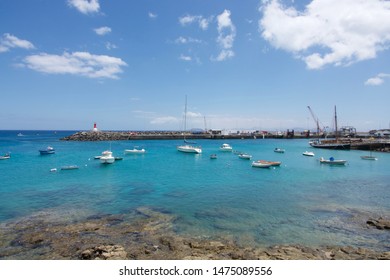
<box><xmin>175</xmin><ymin>36</ymin><xmax>202</xmax><ymax>44</ymax></box>
<box><xmin>68</xmin><ymin>0</ymin><xmax>100</xmax><ymax>14</ymax></box>
<box><xmin>105</xmin><ymin>42</ymin><xmax>117</xmax><ymax>50</ymax></box>
<box><xmin>148</xmin><ymin>12</ymin><xmax>157</xmax><ymax>19</ymax></box>
<box><xmin>23</xmin><ymin>51</ymin><xmax>127</xmax><ymax>79</ymax></box>
<box><xmin>179</xmin><ymin>54</ymin><xmax>192</xmax><ymax>61</ymax></box>
<box><xmin>365</xmin><ymin>73</ymin><xmax>390</xmax><ymax>86</ymax></box>
<box><xmin>94</xmin><ymin>26</ymin><xmax>111</xmax><ymax>36</ymax></box>
<box><xmin>0</xmin><ymin>33</ymin><xmax>35</xmax><ymax>53</ymax></box>
<box><xmin>215</xmin><ymin>49</ymin><xmax>234</xmax><ymax>62</ymax></box>
<box><xmin>179</xmin><ymin>14</ymin><xmax>212</xmax><ymax>30</ymax></box>
<box><xmin>150</xmin><ymin>116</ymin><xmax>179</xmax><ymax>125</ymax></box>
<box><xmin>260</xmin><ymin>0</ymin><xmax>390</xmax><ymax>69</ymax></box>
<box><xmin>215</xmin><ymin>10</ymin><xmax>236</xmax><ymax>61</ymax></box>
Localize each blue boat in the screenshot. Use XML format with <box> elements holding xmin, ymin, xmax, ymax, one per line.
<box><xmin>39</xmin><ymin>146</ymin><xmax>55</xmax><ymax>155</ymax></box>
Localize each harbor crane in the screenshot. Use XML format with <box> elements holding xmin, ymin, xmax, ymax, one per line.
<box><xmin>307</xmin><ymin>106</ymin><xmax>323</xmax><ymax>136</ymax></box>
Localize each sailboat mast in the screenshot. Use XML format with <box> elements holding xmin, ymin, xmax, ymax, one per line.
<box><xmin>184</xmin><ymin>95</ymin><xmax>187</xmax><ymax>132</ymax></box>
<box><xmin>334</xmin><ymin>105</ymin><xmax>338</xmax><ymax>141</ymax></box>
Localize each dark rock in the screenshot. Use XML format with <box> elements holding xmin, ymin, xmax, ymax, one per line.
<box><xmin>367</xmin><ymin>218</ymin><xmax>390</xmax><ymax>230</ymax></box>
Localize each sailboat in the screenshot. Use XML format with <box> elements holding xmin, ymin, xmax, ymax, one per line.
<box><xmin>177</xmin><ymin>96</ymin><xmax>202</xmax><ymax>154</ymax></box>
<box><xmin>309</xmin><ymin>106</ymin><xmax>351</xmax><ymax>150</ymax></box>
<box><xmin>361</xmin><ymin>146</ymin><xmax>378</xmax><ymax>160</ymax></box>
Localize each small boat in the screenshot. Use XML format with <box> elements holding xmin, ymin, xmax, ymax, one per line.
<box><xmin>274</xmin><ymin>148</ymin><xmax>285</xmax><ymax>153</ymax></box>
<box><xmin>39</xmin><ymin>146</ymin><xmax>55</xmax><ymax>155</ymax></box>
<box><xmin>303</xmin><ymin>151</ymin><xmax>315</xmax><ymax>157</ymax></box>
<box><xmin>177</xmin><ymin>144</ymin><xmax>202</xmax><ymax>154</ymax></box>
<box><xmin>210</xmin><ymin>154</ymin><xmax>217</xmax><ymax>159</ymax></box>
<box><xmin>100</xmin><ymin>151</ymin><xmax>115</xmax><ymax>164</ymax></box>
<box><xmin>251</xmin><ymin>161</ymin><xmax>272</xmax><ymax>168</ymax></box>
<box><xmin>94</xmin><ymin>155</ymin><xmax>101</xmax><ymax>159</ymax></box>
<box><xmin>319</xmin><ymin>157</ymin><xmax>347</xmax><ymax>165</ymax></box>
<box><xmin>238</xmin><ymin>153</ymin><xmax>252</xmax><ymax>160</ymax></box>
<box><xmin>257</xmin><ymin>160</ymin><xmax>281</xmax><ymax>166</ymax></box>
<box><xmin>360</xmin><ymin>150</ymin><xmax>377</xmax><ymax>160</ymax></box>
<box><xmin>124</xmin><ymin>148</ymin><xmax>146</xmax><ymax>154</ymax></box>
<box><xmin>0</xmin><ymin>153</ymin><xmax>11</xmax><ymax>160</ymax></box>
<box><xmin>360</xmin><ymin>155</ymin><xmax>378</xmax><ymax>161</ymax></box>
<box><xmin>114</xmin><ymin>157</ymin><xmax>123</xmax><ymax>161</ymax></box>
<box><xmin>220</xmin><ymin>143</ymin><xmax>233</xmax><ymax>152</ymax></box>
<box><xmin>60</xmin><ymin>165</ymin><xmax>79</xmax><ymax>170</ymax></box>
<box><xmin>17</xmin><ymin>133</ymin><xmax>24</xmax><ymax>137</ymax></box>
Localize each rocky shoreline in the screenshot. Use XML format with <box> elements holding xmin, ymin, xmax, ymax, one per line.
<box><xmin>1</xmin><ymin>207</ymin><xmax>389</xmax><ymax>260</ymax></box>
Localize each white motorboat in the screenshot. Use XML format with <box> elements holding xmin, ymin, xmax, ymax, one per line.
<box><xmin>303</xmin><ymin>151</ymin><xmax>315</xmax><ymax>157</ymax></box>
<box><xmin>251</xmin><ymin>161</ymin><xmax>272</xmax><ymax>168</ymax></box>
<box><xmin>177</xmin><ymin>144</ymin><xmax>202</xmax><ymax>154</ymax></box>
<box><xmin>124</xmin><ymin>147</ymin><xmax>146</xmax><ymax>154</ymax></box>
<box><xmin>319</xmin><ymin>157</ymin><xmax>347</xmax><ymax>165</ymax></box>
<box><xmin>0</xmin><ymin>153</ymin><xmax>11</xmax><ymax>160</ymax></box>
<box><xmin>220</xmin><ymin>143</ymin><xmax>233</xmax><ymax>152</ymax></box>
<box><xmin>100</xmin><ymin>150</ymin><xmax>115</xmax><ymax>164</ymax></box>
<box><xmin>238</xmin><ymin>153</ymin><xmax>252</xmax><ymax>160</ymax></box>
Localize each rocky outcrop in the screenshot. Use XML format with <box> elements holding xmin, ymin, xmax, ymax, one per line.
<box><xmin>0</xmin><ymin>208</ymin><xmax>389</xmax><ymax>260</ymax></box>
<box><xmin>367</xmin><ymin>218</ymin><xmax>390</xmax><ymax>230</ymax></box>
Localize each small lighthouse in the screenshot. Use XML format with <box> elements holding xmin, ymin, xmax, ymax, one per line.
<box><xmin>92</xmin><ymin>122</ymin><xmax>99</xmax><ymax>132</ymax></box>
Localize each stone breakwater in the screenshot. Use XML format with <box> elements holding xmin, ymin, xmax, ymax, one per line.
<box><xmin>61</xmin><ymin>131</ymin><xmax>390</xmax><ymax>152</ymax></box>
<box><xmin>0</xmin><ymin>207</ymin><xmax>389</xmax><ymax>260</ymax></box>
<box><xmin>60</xmin><ymin>131</ymin><xmax>308</xmax><ymax>141</ymax></box>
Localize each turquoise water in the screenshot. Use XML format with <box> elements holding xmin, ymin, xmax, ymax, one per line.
<box><xmin>1</xmin><ymin>131</ymin><xmax>389</xmax><ymax>250</ymax></box>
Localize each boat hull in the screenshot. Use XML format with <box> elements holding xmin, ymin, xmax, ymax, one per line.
<box><xmin>124</xmin><ymin>149</ymin><xmax>145</xmax><ymax>154</ymax></box>
<box><xmin>100</xmin><ymin>157</ymin><xmax>115</xmax><ymax>164</ymax></box>
<box><xmin>319</xmin><ymin>157</ymin><xmax>347</xmax><ymax>165</ymax></box>
<box><xmin>177</xmin><ymin>145</ymin><xmax>202</xmax><ymax>154</ymax></box>
<box><xmin>251</xmin><ymin>161</ymin><xmax>271</xmax><ymax>168</ymax></box>
<box><xmin>310</xmin><ymin>141</ymin><xmax>351</xmax><ymax>150</ymax></box>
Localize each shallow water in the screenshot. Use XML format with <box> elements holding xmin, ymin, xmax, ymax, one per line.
<box><xmin>1</xmin><ymin>131</ymin><xmax>389</xmax><ymax>251</ymax></box>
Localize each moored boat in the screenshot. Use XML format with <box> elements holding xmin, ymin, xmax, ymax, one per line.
<box><xmin>274</xmin><ymin>148</ymin><xmax>285</xmax><ymax>153</ymax></box>
<box><xmin>0</xmin><ymin>153</ymin><xmax>11</xmax><ymax>160</ymax></box>
<box><xmin>319</xmin><ymin>157</ymin><xmax>347</xmax><ymax>165</ymax></box>
<box><xmin>220</xmin><ymin>143</ymin><xmax>233</xmax><ymax>152</ymax></box>
<box><xmin>124</xmin><ymin>147</ymin><xmax>146</xmax><ymax>154</ymax></box>
<box><xmin>238</xmin><ymin>153</ymin><xmax>252</xmax><ymax>160</ymax></box>
<box><xmin>251</xmin><ymin>161</ymin><xmax>272</xmax><ymax>168</ymax></box>
<box><xmin>210</xmin><ymin>154</ymin><xmax>217</xmax><ymax>159</ymax></box>
<box><xmin>100</xmin><ymin>150</ymin><xmax>115</xmax><ymax>164</ymax></box>
<box><xmin>60</xmin><ymin>165</ymin><xmax>79</xmax><ymax>170</ymax></box>
<box><xmin>360</xmin><ymin>155</ymin><xmax>378</xmax><ymax>161</ymax></box>
<box><xmin>177</xmin><ymin>95</ymin><xmax>202</xmax><ymax>154</ymax></box>
<box><xmin>177</xmin><ymin>144</ymin><xmax>202</xmax><ymax>154</ymax></box>
<box><xmin>257</xmin><ymin>160</ymin><xmax>281</xmax><ymax>166</ymax></box>
<box><xmin>39</xmin><ymin>146</ymin><xmax>55</xmax><ymax>155</ymax></box>
<box><xmin>303</xmin><ymin>151</ymin><xmax>315</xmax><ymax>157</ymax></box>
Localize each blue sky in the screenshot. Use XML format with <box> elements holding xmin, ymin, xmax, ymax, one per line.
<box><xmin>1</xmin><ymin>0</ymin><xmax>389</xmax><ymax>131</ymax></box>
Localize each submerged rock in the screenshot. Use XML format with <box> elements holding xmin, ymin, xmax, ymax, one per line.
<box><xmin>367</xmin><ymin>218</ymin><xmax>390</xmax><ymax>230</ymax></box>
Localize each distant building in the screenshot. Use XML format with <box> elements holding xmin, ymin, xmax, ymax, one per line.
<box><xmin>370</xmin><ymin>129</ymin><xmax>390</xmax><ymax>138</ymax></box>
<box><xmin>339</xmin><ymin>126</ymin><xmax>356</xmax><ymax>137</ymax></box>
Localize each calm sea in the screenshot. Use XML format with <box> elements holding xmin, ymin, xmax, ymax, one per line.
<box><xmin>1</xmin><ymin>130</ymin><xmax>389</xmax><ymax>250</ymax></box>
